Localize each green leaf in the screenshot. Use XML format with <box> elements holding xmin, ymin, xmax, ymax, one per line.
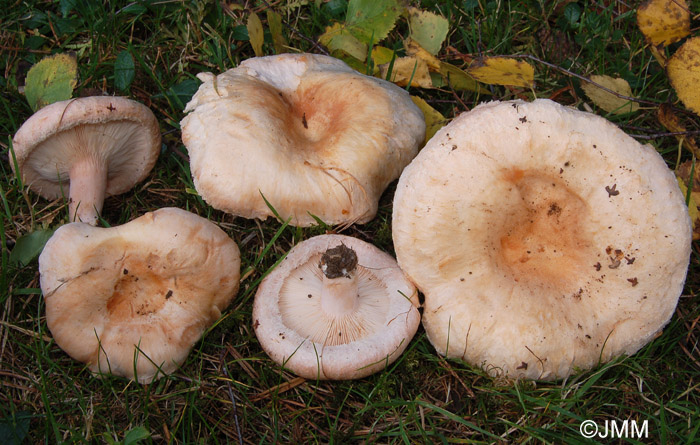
<box><xmin>0</xmin><ymin>411</ymin><xmax>31</xmax><ymax>445</ymax></box>
<box><xmin>122</xmin><ymin>426</ymin><xmax>150</xmax><ymax>445</ymax></box>
<box><xmin>9</xmin><ymin>229</ymin><xmax>55</xmax><ymax>267</ymax></box>
<box><xmin>345</xmin><ymin>0</ymin><xmax>403</xmax><ymax>43</ymax></box>
<box><xmin>319</xmin><ymin>23</ymin><xmax>368</xmax><ymax>61</ymax></box>
<box><xmin>24</xmin><ymin>53</ymin><xmax>78</xmax><ymax>111</ymax></box>
<box><xmin>114</xmin><ymin>50</ymin><xmax>135</xmax><ymax>92</ymax></box>
<box><xmin>407</xmin><ymin>7</ymin><xmax>449</xmax><ymax>55</ymax></box>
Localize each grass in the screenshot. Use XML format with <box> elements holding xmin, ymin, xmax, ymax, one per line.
<box><xmin>1</xmin><ymin>0</ymin><xmax>699</xmax><ymax>443</ymax></box>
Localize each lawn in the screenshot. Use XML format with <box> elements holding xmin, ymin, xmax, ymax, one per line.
<box><xmin>1</xmin><ymin>0</ymin><xmax>699</xmax><ymax>443</ymax></box>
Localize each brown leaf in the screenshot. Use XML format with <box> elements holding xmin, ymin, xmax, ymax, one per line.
<box><xmin>657</xmin><ymin>104</ymin><xmax>699</xmax><ymax>157</ymax></box>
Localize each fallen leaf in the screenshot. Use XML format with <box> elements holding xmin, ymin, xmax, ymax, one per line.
<box><xmin>676</xmin><ymin>163</ymin><xmax>700</xmax><ymax>239</ymax></box>
<box><xmin>114</xmin><ymin>50</ymin><xmax>135</xmax><ymax>92</ymax></box>
<box><xmin>319</xmin><ymin>23</ymin><xmax>368</xmax><ymax>61</ymax></box>
<box><xmin>267</xmin><ymin>9</ymin><xmax>287</xmax><ymax>54</ymax></box>
<box><xmin>657</xmin><ymin>104</ymin><xmax>699</xmax><ymax>157</ymax></box>
<box><xmin>24</xmin><ymin>53</ymin><xmax>78</xmax><ymax>111</ymax></box>
<box><xmin>668</xmin><ymin>36</ymin><xmax>700</xmax><ymax>116</ymax></box>
<box><xmin>10</xmin><ymin>229</ymin><xmax>56</xmax><ymax>267</ymax></box>
<box><xmin>581</xmin><ymin>74</ymin><xmax>639</xmax><ymax>114</ymax></box>
<box><xmin>345</xmin><ymin>0</ymin><xmax>403</xmax><ymax>43</ymax></box>
<box><xmin>410</xmin><ymin>96</ymin><xmax>447</xmax><ymax>144</ymax></box>
<box><xmin>637</xmin><ymin>0</ymin><xmax>690</xmax><ymax>47</ymax></box>
<box><xmin>404</xmin><ymin>38</ymin><xmax>441</xmax><ymax>71</ymax></box>
<box><xmin>407</xmin><ymin>6</ymin><xmax>449</xmax><ymax>56</ymax></box>
<box><xmin>247</xmin><ymin>12</ymin><xmax>264</xmax><ymax>57</ymax></box>
<box><xmin>467</xmin><ymin>57</ymin><xmax>534</xmax><ymax>88</ymax></box>
<box><xmin>435</xmin><ymin>62</ymin><xmax>488</xmax><ymax>94</ymax></box>
<box><xmin>370</xmin><ymin>46</ymin><xmax>396</xmax><ymax>66</ymax></box>
<box><xmin>380</xmin><ymin>56</ymin><xmax>432</xmax><ymax>88</ymax></box>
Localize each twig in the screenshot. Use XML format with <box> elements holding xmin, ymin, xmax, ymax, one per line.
<box><xmin>628</xmin><ymin>130</ymin><xmax>700</xmax><ymax>140</ymax></box>
<box><xmin>512</xmin><ymin>54</ymin><xmax>662</xmax><ymax>106</ymax></box>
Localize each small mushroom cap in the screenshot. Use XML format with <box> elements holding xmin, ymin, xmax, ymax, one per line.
<box><xmin>252</xmin><ymin>234</ymin><xmax>420</xmax><ymax>380</ymax></box>
<box><xmin>39</xmin><ymin>207</ymin><xmax>241</xmax><ymax>383</ymax></box>
<box><xmin>181</xmin><ymin>53</ymin><xmax>425</xmax><ymax>227</ymax></box>
<box><xmin>393</xmin><ymin>99</ymin><xmax>692</xmax><ymax>380</ymax></box>
<box><xmin>11</xmin><ymin>96</ymin><xmax>161</xmax><ymax>200</ymax></box>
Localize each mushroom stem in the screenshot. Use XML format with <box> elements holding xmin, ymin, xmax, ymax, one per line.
<box><xmin>320</xmin><ymin>272</ymin><xmax>359</xmax><ymax>317</ymax></box>
<box><xmin>68</xmin><ymin>157</ymin><xmax>107</xmax><ymax>225</ymax></box>
<box><xmin>319</xmin><ymin>244</ymin><xmax>360</xmax><ymax>316</ymax></box>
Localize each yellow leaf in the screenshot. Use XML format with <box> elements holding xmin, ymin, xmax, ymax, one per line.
<box><xmin>24</xmin><ymin>53</ymin><xmax>78</xmax><ymax>111</ymax></box>
<box><xmin>436</xmin><ymin>62</ymin><xmax>489</xmax><ymax>94</ymax></box>
<box><xmin>247</xmin><ymin>12</ymin><xmax>264</xmax><ymax>57</ymax></box>
<box><xmin>410</xmin><ymin>96</ymin><xmax>447</xmax><ymax>145</ymax></box>
<box><xmin>319</xmin><ymin>23</ymin><xmax>367</xmax><ymax>62</ymax></box>
<box><xmin>676</xmin><ymin>162</ymin><xmax>700</xmax><ymax>239</ymax></box>
<box><xmin>668</xmin><ymin>36</ymin><xmax>700</xmax><ymax>116</ymax></box>
<box><xmin>637</xmin><ymin>0</ymin><xmax>690</xmax><ymax>47</ymax></box>
<box><xmin>581</xmin><ymin>75</ymin><xmax>639</xmax><ymax>114</ymax></box>
<box><xmin>267</xmin><ymin>10</ymin><xmax>287</xmax><ymax>54</ymax></box>
<box><xmin>467</xmin><ymin>57</ymin><xmax>534</xmax><ymax>88</ymax></box>
<box><xmin>404</xmin><ymin>38</ymin><xmax>441</xmax><ymax>71</ymax></box>
<box><xmin>331</xmin><ymin>50</ymin><xmax>372</xmax><ymax>74</ymax></box>
<box><xmin>380</xmin><ymin>56</ymin><xmax>432</xmax><ymax>88</ymax></box>
<box><xmin>657</xmin><ymin>104</ymin><xmax>699</xmax><ymax>157</ymax></box>
<box><xmin>370</xmin><ymin>46</ymin><xmax>396</xmax><ymax>66</ymax></box>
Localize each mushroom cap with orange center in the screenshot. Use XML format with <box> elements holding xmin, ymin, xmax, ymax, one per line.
<box><xmin>392</xmin><ymin>99</ymin><xmax>692</xmax><ymax>380</ymax></box>
<box><xmin>180</xmin><ymin>54</ymin><xmax>425</xmax><ymax>227</ymax></box>
<box><xmin>39</xmin><ymin>207</ymin><xmax>241</xmax><ymax>383</ymax></box>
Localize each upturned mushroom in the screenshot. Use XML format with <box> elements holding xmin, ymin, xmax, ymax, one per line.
<box><xmin>253</xmin><ymin>234</ymin><xmax>420</xmax><ymax>380</ymax></box>
<box><xmin>11</xmin><ymin>96</ymin><xmax>161</xmax><ymax>225</ymax></box>
<box><xmin>180</xmin><ymin>53</ymin><xmax>425</xmax><ymax>227</ymax></box>
<box><xmin>392</xmin><ymin>99</ymin><xmax>692</xmax><ymax>380</ymax></box>
<box><xmin>39</xmin><ymin>207</ymin><xmax>240</xmax><ymax>383</ymax></box>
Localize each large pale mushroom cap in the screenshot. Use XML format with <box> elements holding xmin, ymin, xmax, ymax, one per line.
<box><xmin>180</xmin><ymin>53</ymin><xmax>425</xmax><ymax>227</ymax></box>
<box><xmin>252</xmin><ymin>234</ymin><xmax>420</xmax><ymax>380</ymax></box>
<box><xmin>393</xmin><ymin>99</ymin><xmax>692</xmax><ymax>380</ymax></box>
<box><xmin>39</xmin><ymin>207</ymin><xmax>241</xmax><ymax>383</ymax></box>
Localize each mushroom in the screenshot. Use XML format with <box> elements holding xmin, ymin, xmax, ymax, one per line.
<box><xmin>39</xmin><ymin>207</ymin><xmax>241</xmax><ymax>383</ymax></box>
<box><xmin>392</xmin><ymin>99</ymin><xmax>692</xmax><ymax>380</ymax></box>
<box><xmin>252</xmin><ymin>234</ymin><xmax>420</xmax><ymax>380</ymax></box>
<box><xmin>11</xmin><ymin>96</ymin><xmax>161</xmax><ymax>225</ymax></box>
<box><xmin>180</xmin><ymin>53</ymin><xmax>425</xmax><ymax>227</ymax></box>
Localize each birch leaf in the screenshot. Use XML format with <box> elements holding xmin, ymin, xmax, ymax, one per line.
<box><xmin>668</xmin><ymin>37</ymin><xmax>700</xmax><ymax>116</ymax></box>
<box><xmin>24</xmin><ymin>53</ymin><xmax>78</xmax><ymax>111</ymax></box>
<box><xmin>581</xmin><ymin>75</ymin><xmax>639</xmax><ymax>114</ymax></box>
<box><xmin>407</xmin><ymin>7</ymin><xmax>449</xmax><ymax>56</ymax></box>
<box><xmin>410</xmin><ymin>96</ymin><xmax>447</xmax><ymax>144</ymax></box>
<box><xmin>467</xmin><ymin>57</ymin><xmax>534</xmax><ymax>88</ymax></box>
<box><xmin>637</xmin><ymin>0</ymin><xmax>690</xmax><ymax>47</ymax></box>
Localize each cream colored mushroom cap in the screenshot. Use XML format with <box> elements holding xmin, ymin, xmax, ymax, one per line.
<box><xmin>11</xmin><ymin>96</ymin><xmax>161</xmax><ymax>199</ymax></box>
<box><xmin>39</xmin><ymin>207</ymin><xmax>241</xmax><ymax>383</ymax></box>
<box><xmin>180</xmin><ymin>53</ymin><xmax>425</xmax><ymax>227</ymax></box>
<box><xmin>252</xmin><ymin>234</ymin><xmax>420</xmax><ymax>380</ymax></box>
<box><xmin>392</xmin><ymin>99</ymin><xmax>692</xmax><ymax>380</ymax></box>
